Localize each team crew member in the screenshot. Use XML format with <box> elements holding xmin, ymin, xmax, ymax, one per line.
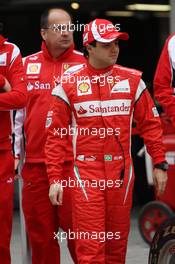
<box><xmin>14</xmin><ymin>8</ymin><xmax>85</xmax><ymax>264</ymax></box>
<box><xmin>45</xmin><ymin>19</ymin><xmax>168</xmax><ymax>264</ymax></box>
<box><xmin>0</xmin><ymin>33</ymin><xmax>27</xmax><ymax>264</ymax></box>
<box><xmin>154</xmin><ymin>33</ymin><xmax>175</xmax><ymax>128</ymax></box>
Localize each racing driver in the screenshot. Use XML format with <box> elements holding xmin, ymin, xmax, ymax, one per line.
<box><xmin>45</xmin><ymin>19</ymin><xmax>168</xmax><ymax>263</ymax></box>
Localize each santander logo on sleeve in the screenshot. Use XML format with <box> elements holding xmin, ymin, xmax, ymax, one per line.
<box><xmin>74</xmin><ymin>99</ymin><xmax>131</xmax><ymax>117</ymax></box>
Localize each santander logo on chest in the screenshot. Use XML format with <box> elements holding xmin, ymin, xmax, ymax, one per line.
<box><xmin>74</xmin><ymin>99</ymin><xmax>131</xmax><ymax>117</ymax></box>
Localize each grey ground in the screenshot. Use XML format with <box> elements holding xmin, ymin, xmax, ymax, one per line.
<box><xmin>11</xmin><ymin>207</ymin><xmax>150</xmax><ymax>264</ymax></box>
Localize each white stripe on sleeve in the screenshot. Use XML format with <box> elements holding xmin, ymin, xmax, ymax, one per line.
<box><xmin>14</xmin><ymin>108</ymin><xmax>26</xmax><ymax>157</ymax></box>
<box><xmin>135</xmin><ymin>79</ymin><xmax>146</xmax><ymax>103</ymax></box>
<box><xmin>52</xmin><ymin>84</ymin><xmax>70</xmax><ymax>106</ymax></box>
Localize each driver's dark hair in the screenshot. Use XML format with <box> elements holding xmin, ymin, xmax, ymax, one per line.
<box><xmin>40</xmin><ymin>7</ymin><xmax>72</xmax><ymax>29</ymax></box>
<box><xmin>83</xmin><ymin>40</ymin><xmax>97</xmax><ymax>58</ymax></box>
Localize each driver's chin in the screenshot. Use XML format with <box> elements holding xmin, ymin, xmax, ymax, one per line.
<box><xmin>109</xmin><ymin>57</ymin><xmax>117</xmax><ymax>65</ymax></box>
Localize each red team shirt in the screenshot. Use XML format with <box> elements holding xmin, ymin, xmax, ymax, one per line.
<box><xmin>14</xmin><ymin>42</ymin><xmax>86</xmax><ymax>162</ymax></box>
<box><xmin>0</xmin><ymin>35</ymin><xmax>27</xmax><ymax>150</ymax></box>
<box><xmin>154</xmin><ymin>33</ymin><xmax>175</xmax><ymax>128</ymax></box>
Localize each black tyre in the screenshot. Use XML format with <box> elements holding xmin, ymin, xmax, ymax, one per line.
<box><xmin>138</xmin><ymin>201</ymin><xmax>174</xmax><ymax>245</ymax></box>
<box><xmin>149</xmin><ymin>217</ymin><xmax>175</xmax><ymax>264</ymax></box>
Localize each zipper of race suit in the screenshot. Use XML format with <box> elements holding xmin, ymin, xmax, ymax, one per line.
<box><xmin>97</xmin><ymin>77</ymin><xmax>126</xmax><ymax>187</ymax></box>
<box><xmin>115</xmin><ymin>136</ymin><xmax>125</xmax><ymax>188</ymax></box>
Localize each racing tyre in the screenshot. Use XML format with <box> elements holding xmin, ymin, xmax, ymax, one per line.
<box><xmin>138</xmin><ymin>201</ymin><xmax>174</xmax><ymax>245</ymax></box>
<box><xmin>149</xmin><ymin>217</ymin><xmax>175</xmax><ymax>264</ymax></box>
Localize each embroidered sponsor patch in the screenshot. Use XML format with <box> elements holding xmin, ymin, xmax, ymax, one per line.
<box><xmin>111</xmin><ymin>79</ymin><xmax>130</xmax><ymax>93</ymax></box>
<box><xmin>78</xmin><ymin>82</ymin><xmax>90</xmax><ymax>93</ymax></box>
<box><xmin>27</xmin><ymin>81</ymin><xmax>50</xmax><ymax>91</ymax></box>
<box><xmin>83</xmin><ymin>32</ymin><xmax>88</xmax><ymax>42</ymax></box>
<box><xmin>77</xmin><ymin>78</ymin><xmax>92</xmax><ymax>96</ymax></box>
<box><xmin>85</xmin><ymin>156</ymin><xmax>96</xmax><ymax>161</ymax></box>
<box><xmin>77</xmin><ymin>155</ymin><xmax>85</xmax><ymax>161</ymax></box>
<box><xmin>114</xmin><ymin>155</ymin><xmax>123</xmax><ymax>160</ymax></box>
<box><xmin>152</xmin><ymin>107</ymin><xmax>159</xmax><ymax>117</ymax></box>
<box><xmin>63</xmin><ymin>63</ymin><xmax>84</xmax><ymax>75</ymax></box>
<box><xmin>6</xmin><ymin>177</ymin><xmax>13</xmax><ymax>184</ymax></box>
<box><xmin>104</xmin><ymin>155</ymin><xmax>112</xmax><ymax>161</ymax></box>
<box><xmin>26</xmin><ymin>63</ymin><xmax>41</xmax><ymax>74</ymax></box>
<box><xmin>63</xmin><ymin>63</ymin><xmax>70</xmax><ymax>70</ymax></box>
<box><xmin>77</xmin><ymin>155</ymin><xmax>96</xmax><ymax>161</ymax></box>
<box><xmin>27</xmin><ymin>82</ymin><xmax>34</xmax><ymax>91</ymax></box>
<box><xmin>77</xmin><ymin>106</ymin><xmax>87</xmax><ymax>115</ymax></box>
<box><xmin>45</xmin><ymin>111</ymin><xmax>53</xmax><ymax>128</ymax></box>
<box><xmin>0</xmin><ymin>52</ymin><xmax>7</xmax><ymax>66</ymax></box>
<box><xmin>29</xmin><ymin>55</ymin><xmax>38</xmax><ymax>61</ymax></box>
<box><xmin>45</xmin><ymin>117</ymin><xmax>52</xmax><ymax>128</ymax></box>
<box><xmin>74</xmin><ymin>99</ymin><xmax>131</xmax><ymax>117</ymax></box>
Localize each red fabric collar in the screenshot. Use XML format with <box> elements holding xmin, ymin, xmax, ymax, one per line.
<box><xmin>87</xmin><ymin>61</ymin><xmax>113</xmax><ymax>76</ymax></box>
<box><xmin>41</xmin><ymin>41</ymin><xmax>75</xmax><ymax>61</ymax></box>
<box><xmin>0</xmin><ymin>35</ymin><xmax>7</xmax><ymax>47</ymax></box>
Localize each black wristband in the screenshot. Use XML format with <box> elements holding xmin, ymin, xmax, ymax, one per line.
<box><xmin>154</xmin><ymin>162</ymin><xmax>169</xmax><ymax>171</ymax></box>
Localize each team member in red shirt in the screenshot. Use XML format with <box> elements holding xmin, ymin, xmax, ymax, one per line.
<box><xmin>0</xmin><ymin>32</ymin><xmax>27</xmax><ymax>264</ymax></box>
<box><xmin>45</xmin><ymin>19</ymin><xmax>168</xmax><ymax>263</ymax></box>
<box><xmin>14</xmin><ymin>8</ymin><xmax>85</xmax><ymax>264</ymax></box>
<box><xmin>154</xmin><ymin>33</ymin><xmax>175</xmax><ymax>128</ymax></box>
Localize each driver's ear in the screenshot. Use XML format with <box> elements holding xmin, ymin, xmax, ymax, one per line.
<box><xmin>40</xmin><ymin>29</ymin><xmax>47</xmax><ymax>41</ymax></box>
<box><xmin>86</xmin><ymin>44</ymin><xmax>94</xmax><ymax>55</ymax></box>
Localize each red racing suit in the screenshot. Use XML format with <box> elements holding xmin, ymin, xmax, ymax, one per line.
<box><xmin>45</xmin><ymin>62</ymin><xmax>166</xmax><ymax>264</ymax></box>
<box><xmin>154</xmin><ymin>33</ymin><xmax>175</xmax><ymax>128</ymax></box>
<box><xmin>0</xmin><ymin>34</ymin><xmax>27</xmax><ymax>264</ymax></box>
<box><xmin>14</xmin><ymin>42</ymin><xmax>86</xmax><ymax>264</ymax></box>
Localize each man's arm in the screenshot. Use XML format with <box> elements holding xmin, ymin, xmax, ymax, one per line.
<box><xmin>154</xmin><ymin>34</ymin><xmax>175</xmax><ymax>128</ymax></box>
<box><xmin>45</xmin><ymin>86</ymin><xmax>71</xmax><ymax>205</ymax></box>
<box><xmin>0</xmin><ymin>44</ymin><xmax>27</xmax><ymax>110</ymax></box>
<box><xmin>134</xmin><ymin>80</ymin><xmax>168</xmax><ymax>196</ymax></box>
